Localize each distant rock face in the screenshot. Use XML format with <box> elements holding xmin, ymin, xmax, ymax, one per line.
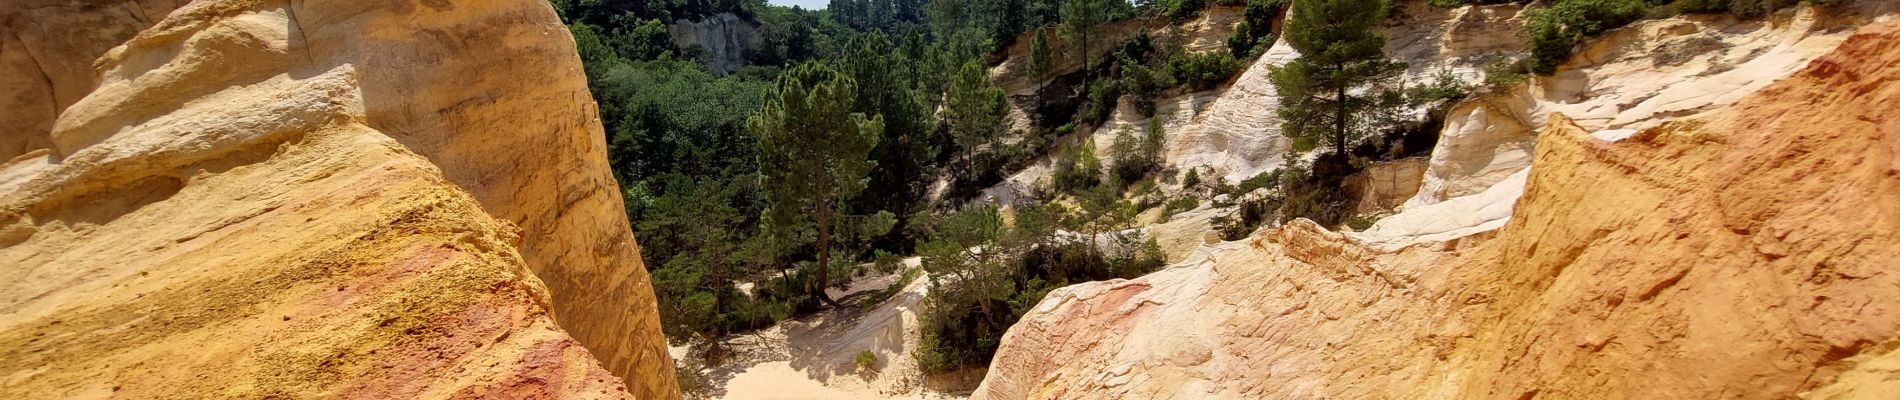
<box><xmin>669</xmin><ymin>13</ymin><xmax>758</xmax><ymax>74</ymax></box>
<box><xmin>0</xmin><ymin>0</ymin><xmax>675</xmax><ymax>398</ymax></box>
<box><xmin>972</xmin><ymin>16</ymin><xmax>1900</xmax><ymax>400</ymax></box>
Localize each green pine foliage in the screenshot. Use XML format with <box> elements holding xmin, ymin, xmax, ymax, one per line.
<box><xmin>914</xmin><ymin>204</ymin><xmax>1164</xmax><ymax>372</ymax></box>
<box><xmin>1269</xmin><ymin>0</ymin><xmax>1407</xmax><ymax>157</ymax></box>
<box><xmin>1227</xmin><ymin>0</ymin><xmax>1284</xmax><ymax>57</ymax></box>
<box><xmin>751</xmin><ymin>62</ymin><xmax>886</xmax><ymax>306</ymax></box>
<box><xmin>1169</xmin><ymin>51</ymin><xmax>1244</xmax><ymax>91</ymax></box>
<box><xmin>1522</xmin><ymin>0</ymin><xmax>1647</xmax><ymax>74</ymax></box>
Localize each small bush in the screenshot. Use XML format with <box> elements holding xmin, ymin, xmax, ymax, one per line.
<box><xmin>1523</xmin><ymin>0</ymin><xmax>1649</xmax><ymax>74</ymax></box>
<box><xmin>1121</xmin><ymin>61</ymin><xmax>1163</xmax><ymax>117</ymax></box>
<box><xmin>1671</xmin><ymin>0</ymin><xmax>1801</xmax><ymax>17</ymax></box>
<box><xmin>1407</xmin><ymin>68</ymin><xmax>1469</xmax><ymax>106</ymax></box>
<box><xmin>1169</xmin><ymin>51</ymin><xmax>1244</xmax><ymax>91</ymax></box>
<box><xmin>856</xmin><ymin>350</ymin><xmax>878</xmax><ymax>370</ymax></box>
<box><xmin>1082</xmin><ymin>78</ymin><xmax>1122</xmax><ymax>124</ymax></box>
<box><xmin>1347</xmin><ymin>215</ymin><xmax>1376</xmax><ymax>231</ymax></box>
<box><xmin>678</xmin><ymin>358</ymin><xmax>709</xmax><ymax>400</ymax></box>
<box><xmin>1482</xmin><ymin>52</ymin><xmax>1530</xmax><ymax>90</ymax></box>
<box><xmin>1227</xmin><ymin>0</ymin><xmax>1283</xmax><ymax>58</ymax></box>
<box><xmin>1051</xmin><ymin>142</ymin><xmax>1104</xmax><ymax>194</ymax></box>
<box><xmin>1212</xmin><ymin>196</ymin><xmax>1275</xmax><ymax>240</ymax></box>
<box><xmin>1162</xmin><ymin>196</ymin><xmax>1200</xmax><ymax>220</ymax></box>
<box><xmin>1235</xmin><ymin>169</ymin><xmax>1282</xmax><ymax>195</ymax></box>
<box><xmin>915</xmin><ymin>205</ymin><xmax>1164</xmax><ymax>373</ymax></box>
<box><xmin>1163</xmin><ymin>0</ymin><xmax>1208</xmax><ymax>20</ymax></box>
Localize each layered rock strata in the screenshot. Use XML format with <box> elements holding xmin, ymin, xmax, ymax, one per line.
<box><xmin>973</xmin><ymin>17</ymin><xmax>1900</xmax><ymax>400</ymax></box>
<box><xmin>0</xmin><ymin>0</ymin><xmax>675</xmax><ymax>397</ymax></box>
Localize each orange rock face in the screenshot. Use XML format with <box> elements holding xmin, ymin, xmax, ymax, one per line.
<box><xmin>973</xmin><ymin>18</ymin><xmax>1900</xmax><ymax>400</ymax></box>
<box><xmin>0</xmin><ymin>0</ymin><xmax>674</xmax><ymax>398</ymax></box>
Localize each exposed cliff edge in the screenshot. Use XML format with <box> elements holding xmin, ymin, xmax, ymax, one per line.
<box><xmin>972</xmin><ymin>15</ymin><xmax>1900</xmax><ymax>400</ymax></box>
<box><xmin>0</xmin><ymin>0</ymin><xmax>675</xmax><ymax>398</ymax></box>
<box><xmin>668</xmin><ymin>13</ymin><xmax>759</xmax><ymax>75</ymax></box>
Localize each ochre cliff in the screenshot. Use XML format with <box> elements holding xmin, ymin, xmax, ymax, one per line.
<box><xmin>972</xmin><ymin>17</ymin><xmax>1900</xmax><ymax>400</ymax></box>
<box><xmin>0</xmin><ymin>0</ymin><xmax>675</xmax><ymax>398</ymax></box>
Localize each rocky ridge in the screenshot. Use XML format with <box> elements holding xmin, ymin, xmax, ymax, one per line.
<box><xmin>0</xmin><ymin>0</ymin><xmax>675</xmax><ymax>398</ymax></box>
<box><xmin>971</xmin><ymin>12</ymin><xmax>1900</xmax><ymax>400</ymax></box>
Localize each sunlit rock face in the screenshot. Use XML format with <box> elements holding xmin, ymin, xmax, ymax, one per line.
<box><xmin>0</xmin><ymin>0</ymin><xmax>677</xmax><ymax>398</ymax></box>
<box><xmin>972</xmin><ymin>10</ymin><xmax>1900</xmax><ymax>400</ymax></box>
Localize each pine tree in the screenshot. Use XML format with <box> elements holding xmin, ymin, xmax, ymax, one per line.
<box><xmin>750</xmin><ymin>62</ymin><xmax>885</xmax><ymax>306</ymax></box>
<box><xmin>1060</xmin><ymin>0</ymin><xmax>1108</xmax><ymax>90</ymax></box>
<box><xmin>945</xmin><ymin>59</ymin><xmax>1010</xmax><ymax>171</ymax></box>
<box><xmin>841</xmin><ymin>33</ymin><xmax>935</xmax><ymax>237</ymax></box>
<box><xmin>1268</xmin><ymin>0</ymin><xmax>1405</xmax><ymax>157</ymax></box>
<box><xmin>1027</xmin><ymin>27</ymin><xmax>1055</xmax><ymax>118</ymax></box>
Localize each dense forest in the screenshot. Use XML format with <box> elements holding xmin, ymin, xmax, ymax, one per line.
<box><xmin>551</xmin><ymin>0</ymin><xmax>1233</xmax><ymax>372</ymax></box>
<box><xmin>552</xmin><ymin>0</ymin><xmax>1822</xmax><ymax>392</ymax></box>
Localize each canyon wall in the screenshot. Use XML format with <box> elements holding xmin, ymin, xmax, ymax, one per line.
<box><xmin>973</xmin><ymin>13</ymin><xmax>1900</xmax><ymax>400</ymax></box>
<box><xmin>0</xmin><ymin>0</ymin><xmax>676</xmax><ymax>398</ymax></box>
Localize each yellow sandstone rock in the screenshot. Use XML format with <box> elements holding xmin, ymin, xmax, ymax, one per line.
<box><xmin>973</xmin><ymin>16</ymin><xmax>1900</xmax><ymax>400</ymax></box>
<box><xmin>0</xmin><ymin>0</ymin><xmax>676</xmax><ymax>398</ymax></box>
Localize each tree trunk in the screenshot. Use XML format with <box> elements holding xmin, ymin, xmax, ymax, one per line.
<box><xmin>1080</xmin><ymin>32</ymin><xmax>1091</xmax><ymax>95</ymax></box>
<box><xmin>814</xmin><ymin>211</ymin><xmax>840</xmax><ymax>307</ymax></box>
<box><xmin>1335</xmin><ymin>83</ymin><xmax>1348</xmax><ymax>157</ymax></box>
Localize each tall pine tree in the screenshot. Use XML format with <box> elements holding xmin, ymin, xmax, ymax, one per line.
<box><xmin>1269</xmin><ymin>0</ymin><xmax>1405</xmax><ymax>157</ymax></box>
<box><xmin>1061</xmin><ymin>0</ymin><xmax>1109</xmax><ymax>90</ymax></box>
<box><xmin>1027</xmin><ymin>27</ymin><xmax>1055</xmax><ymax>117</ymax></box>
<box><xmin>841</xmin><ymin>33</ymin><xmax>936</xmax><ymax>245</ymax></box>
<box><xmin>750</xmin><ymin>62</ymin><xmax>885</xmax><ymax>306</ymax></box>
<box><xmin>945</xmin><ymin>59</ymin><xmax>1010</xmax><ymax>175</ymax></box>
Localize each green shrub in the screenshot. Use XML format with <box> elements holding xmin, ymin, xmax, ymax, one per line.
<box><xmin>1235</xmin><ymin>169</ymin><xmax>1282</xmax><ymax>195</ymax></box>
<box><xmin>1051</xmin><ymin>142</ymin><xmax>1104</xmax><ymax>194</ymax></box>
<box><xmin>914</xmin><ymin>205</ymin><xmax>1164</xmax><ymax>373</ymax></box>
<box><xmin>1482</xmin><ymin>52</ymin><xmax>1531</xmax><ymax>90</ymax></box>
<box><xmin>1169</xmin><ymin>51</ymin><xmax>1244</xmax><ymax>90</ymax></box>
<box><xmin>677</xmin><ymin>359</ymin><xmax>709</xmax><ymax>400</ymax></box>
<box><xmin>1523</xmin><ymin>0</ymin><xmax>1649</xmax><ymax>74</ymax></box>
<box><xmin>1670</xmin><ymin>0</ymin><xmax>1801</xmax><ymax>17</ymax></box>
<box><xmin>1162</xmin><ymin>196</ymin><xmax>1200</xmax><ymax>220</ymax></box>
<box><xmin>1163</xmin><ymin>0</ymin><xmax>1208</xmax><ymax>20</ymax></box>
<box><xmin>1110</xmin><ymin>118</ymin><xmax>1168</xmax><ymax>187</ymax></box>
<box><xmin>1212</xmin><ymin>196</ymin><xmax>1275</xmax><ymax>240</ymax></box>
<box><xmin>856</xmin><ymin>350</ymin><xmax>878</xmax><ymax>370</ymax></box>
<box><xmin>1121</xmin><ymin>61</ymin><xmax>1163</xmax><ymax>117</ymax></box>
<box><xmin>1227</xmin><ymin>0</ymin><xmax>1283</xmax><ymax>58</ymax></box>
<box><xmin>1407</xmin><ymin>68</ymin><xmax>1469</xmax><ymax>106</ymax></box>
<box><xmin>1347</xmin><ymin>215</ymin><xmax>1376</xmax><ymax>231</ymax></box>
<box><xmin>1082</xmin><ymin>78</ymin><xmax>1122</xmax><ymax>124</ymax></box>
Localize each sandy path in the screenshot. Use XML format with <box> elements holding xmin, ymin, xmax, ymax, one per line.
<box><xmin>683</xmin><ymin>259</ymin><xmax>975</xmax><ymax>400</ymax></box>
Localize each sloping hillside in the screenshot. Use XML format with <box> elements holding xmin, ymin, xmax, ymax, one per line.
<box><xmin>0</xmin><ymin>0</ymin><xmax>675</xmax><ymax>397</ymax></box>
<box><xmin>971</xmin><ymin>14</ymin><xmax>1900</xmax><ymax>400</ymax></box>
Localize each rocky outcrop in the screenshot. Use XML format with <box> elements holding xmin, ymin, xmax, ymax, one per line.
<box><xmin>1343</xmin><ymin>157</ymin><xmax>1428</xmax><ymax>215</ymax></box>
<box><xmin>0</xmin><ymin>0</ymin><xmax>190</xmax><ymax>160</ymax></box>
<box><xmin>972</xmin><ymin>16</ymin><xmax>1900</xmax><ymax>400</ymax></box>
<box><xmin>0</xmin><ymin>0</ymin><xmax>675</xmax><ymax>398</ymax></box>
<box><xmin>1407</xmin><ymin>4</ymin><xmax>1867</xmax><ymax>208</ymax></box>
<box><xmin>669</xmin><ymin>13</ymin><xmax>758</xmax><ymax>74</ymax></box>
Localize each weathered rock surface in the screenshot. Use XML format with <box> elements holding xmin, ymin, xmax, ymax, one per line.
<box><xmin>972</xmin><ymin>17</ymin><xmax>1900</xmax><ymax>400</ymax></box>
<box><xmin>1406</xmin><ymin>4</ymin><xmax>1871</xmax><ymax>209</ymax></box>
<box><xmin>1344</xmin><ymin>157</ymin><xmax>1428</xmax><ymax>215</ymax></box>
<box><xmin>1</xmin><ymin>0</ymin><xmax>190</xmax><ymax>160</ymax></box>
<box><xmin>0</xmin><ymin>0</ymin><xmax>675</xmax><ymax>398</ymax></box>
<box><xmin>668</xmin><ymin>13</ymin><xmax>758</xmax><ymax>75</ymax></box>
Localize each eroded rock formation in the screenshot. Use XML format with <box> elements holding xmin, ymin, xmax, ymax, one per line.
<box><xmin>972</xmin><ymin>15</ymin><xmax>1900</xmax><ymax>400</ymax></box>
<box><xmin>0</xmin><ymin>0</ymin><xmax>675</xmax><ymax>398</ymax></box>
